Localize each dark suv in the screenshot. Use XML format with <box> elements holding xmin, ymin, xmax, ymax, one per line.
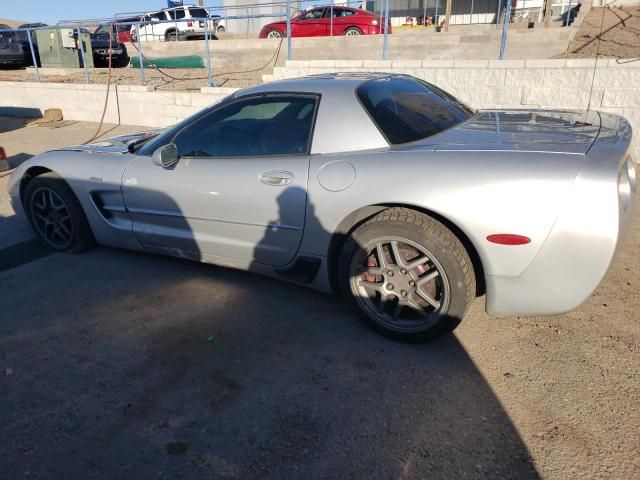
<box><xmin>91</xmin><ymin>24</ymin><xmax>129</xmax><ymax>67</ymax></box>
<box><xmin>0</xmin><ymin>24</ymin><xmax>26</xmax><ymax>68</ymax></box>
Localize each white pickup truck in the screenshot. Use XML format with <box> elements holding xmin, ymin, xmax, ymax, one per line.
<box><xmin>132</xmin><ymin>5</ymin><xmax>222</xmax><ymax>42</ymax></box>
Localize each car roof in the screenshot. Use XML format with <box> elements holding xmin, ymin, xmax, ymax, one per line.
<box><xmin>236</xmin><ymin>72</ymin><xmax>392</xmax><ymax>97</ymax></box>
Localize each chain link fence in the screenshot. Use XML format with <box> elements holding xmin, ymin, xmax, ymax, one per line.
<box><xmin>0</xmin><ymin>0</ymin><xmax>585</xmax><ymax>90</ymax></box>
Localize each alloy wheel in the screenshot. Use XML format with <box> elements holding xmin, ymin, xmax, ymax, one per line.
<box><xmin>30</xmin><ymin>187</ymin><xmax>74</xmax><ymax>249</ymax></box>
<box><xmin>350</xmin><ymin>237</ymin><xmax>450</xmax><ymax>333</ymax></box>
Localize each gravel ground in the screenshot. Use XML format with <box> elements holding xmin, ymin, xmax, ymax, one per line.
<box><xmin>564</xmin><ymin>6</ymin><xmax>640</xmax><ymax>58</ymax></box>
<box><xmin>0</xmin><ymin>66</ymin><xmax>264</xmax><ymax>91</ymax></box>
<box><xmin>0</xmin><ymin>119</ymin><xmax>639</xmax><ymax>479</ymax></box>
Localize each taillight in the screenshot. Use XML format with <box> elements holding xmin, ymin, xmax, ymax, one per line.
<box><xmin>188</xmin><ymin>21</ymin><xmax>193</xmax><ymax>27</ymax></box>
<box><xmin>0</xmin><ymin>147</ymin><xmax>7</xmax><ymax>160</ymax></box>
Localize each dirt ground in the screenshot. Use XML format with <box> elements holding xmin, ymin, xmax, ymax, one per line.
<box><xmin>0</xmin><ymin>118</ymin><xmax>639</xmax><ymax>479</ymax></box>
<box><xmin>0</xmin><ymin>66</ymin><xmax>264</xmax><ymax>91</ymax></box>
<box><xmin>565</xmin><ymin>5</ymin><xmax>640</xmax><ymax>58</ymax></box>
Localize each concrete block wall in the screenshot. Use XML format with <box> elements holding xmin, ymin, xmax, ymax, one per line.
<box><xmin>0</xmin><ymin>82</ymin><xmax>238</xmax><ymax>128</ymax></box>
<box><xmin>272</xmin><ymin>58</ymin><xmax>640</xmax><ymax>160</ymax></box>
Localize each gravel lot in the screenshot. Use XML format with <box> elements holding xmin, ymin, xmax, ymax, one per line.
<box><xmin>0</xmin><ymin>66</ymin><xmax>263</xmax><ymax>91</ymax></box>
<box><xmin>0</xmin><ymin>119</ymin><xmax>639</xmax><ymax>479</ymax></box>
<box><xmin>565</xmin><ymin>6</ymin><xmax>640</xmax><ymax>59</ymax></box>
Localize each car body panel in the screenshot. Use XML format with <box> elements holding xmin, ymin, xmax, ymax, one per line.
<box><xmin>121</xmin><ymin>153</ymin><xmax>310</xmax><ymax>267</ymax></box>
<box><xmin>8</xmin><ymin>74</ymin><xmax>635</xmax><ymax>319</ymax></box>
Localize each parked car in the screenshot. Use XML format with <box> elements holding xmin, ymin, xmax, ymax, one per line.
<box><xmin>16</xmin><ymin>23</ymin><xmax>48</xmax><ymax>66</ymax></box>
<box><xmin>210</xmin><ymin>15</ymin><xmax>227</xmax><ymax>33</ymax></box>
<box><xmin>260</xmin><ymin>6</ymin><xmax>391</xmax><ymax>38</ymax></box>
<box><xmin>113</xmin><ymin>17</ymin><xmax>142</xmax><ymax>44</ymax></box>
<box><xmin>132</xmin><ymin>4</ymin><xmax>216</xmax><ymax>42</ymax></box>
<box><xmin>90</xmin><ymin>24</ymin><xmax>129</xmax><ymax>67</ymax></box>
<box><xmin>8</xmin><ymin>74</ymin><xmax>636</xmax><ymax>343</ymax></box>
<box><xmin>0</xmin><ymin>24</ymin><xmax>26</xmax><ymax>67</ymax></box>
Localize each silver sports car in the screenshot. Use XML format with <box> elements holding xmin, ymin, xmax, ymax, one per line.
<box><xmin>8</xmin><ymin>73</ymin><xmax>637</xmax><ymax>342</ymax></box>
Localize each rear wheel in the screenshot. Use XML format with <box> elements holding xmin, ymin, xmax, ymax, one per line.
<box><xmin>339</xmin><ymin>208</ymin><xmax>475</xmax><ymax>343</ymax></box>
<box><xmin>343</xmin><ymin>26</ymin><xmax>363</xmax><ymax>36</ymax></box>
<box><xmin>165</xmin><ymin>30</ymin><xmax>178</xmax><ymax>42</ymax></box>
<box><xmin>217</xmin><ymin>25</ymin><xmax>226</xmax><ymax>33</ymax></box>
<box><xmin>266</xmin><ymin>29</ymin><xmax>284</xmax><ymax>38</ymax></box>
<box><xmin>24</xmin><ymin>173</ymin><xmax>95</xmax><ymax>253</ymax></box>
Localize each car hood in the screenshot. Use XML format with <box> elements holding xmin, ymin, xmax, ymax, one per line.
<box><xmin>431</xmin><ymin>109</ymin><xmax>602</xmax><ymax>155</ymax></box>
<box><xmin>58</xmin><ymin>129</ymin><xmax>163</xmax><ymax>154</ymax></box>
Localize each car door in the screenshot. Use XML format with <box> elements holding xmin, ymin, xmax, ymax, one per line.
<box><xmin>292</xmin><ymin>8</ymin><xmax>327</xmax><ymax>37</ymax></box>
<box><xmin>121</xmin><ymin>94</ymin><xmax>319</xmax><ymax>267</ymax></box>
<box><xmin>327</xmin><ymin>7</ymin><xmax>357</xmax><ymax>35</ymax></box>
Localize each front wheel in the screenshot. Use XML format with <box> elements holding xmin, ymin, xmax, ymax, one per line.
<box><xmin>266</xmin><ymin>29</ymin><xmax>284</xmax><ymax>38</ymax></box>
<box><xmin>217</xmin><ymin>25</ymin><xmax>225</xmax><ymax>33</ymax></box>
<box><xmin>24</xmin><ymin>173</ymin><xmax>95</xmax><ymax>253</ymax></box>
<box><xmin>339</xmin><ymin>208</ymin><xmax>475</xmax><ymax>343</ymax></box>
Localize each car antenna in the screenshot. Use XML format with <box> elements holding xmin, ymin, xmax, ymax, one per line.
<box><xmin>586</xmin><ymin>3</ymin><xmax>608</xmax><ymax>118</ymax></box>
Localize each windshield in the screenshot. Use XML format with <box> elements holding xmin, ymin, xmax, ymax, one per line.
<box><xmin>356</xmin><ymin>76</ymin><xmax>474</xmax><ymax>145</ymax></box>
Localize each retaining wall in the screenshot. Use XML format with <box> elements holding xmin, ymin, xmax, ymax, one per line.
<box><xmin>0</xmin><ymin>83</ymin><xmax>238</xmax><ymax>128</ymax></box>
<box><xmin>0</xmin><ymin>57</ymin><xmax>638</xmax><ymax>160</ymax></box>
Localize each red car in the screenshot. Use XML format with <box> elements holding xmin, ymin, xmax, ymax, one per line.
<box><xmin>113</xmin><ymin>17</ymin><xmax>142</xmax><ymax>44</ymax></box>
<box><xmin>259</xmin><ymin>6</ymin><xmax>391</xmax><ymax>38</ymax></box>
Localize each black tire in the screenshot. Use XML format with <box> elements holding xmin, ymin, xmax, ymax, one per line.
<box><xmin>24</xmin><ymin>172</ymin><xmax>95</xmax><ymax>253</ymax></box>
<box><xmin>338</xmin><ymin>208</ymin><xmax>475</xmax><ymax>343</ymax></box>
<box><xmin>217</xmin><ymin>26</ymin><xmax>225</xmax><ymax>33</ymax></box>
<box><xmin>165</xmin><ymin>30</ymin><xmax>178</xmax><ymax>42</ymax></box>
<box><xmin>343</xmin><ymin>26</ymin><xmax>363</xmax><ymax>36</ymax></box>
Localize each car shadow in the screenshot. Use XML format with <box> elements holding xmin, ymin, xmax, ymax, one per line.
<box><xmin>0</xmin><ymin>178</ymin><xmax>541</xmax><ymax>479</ymax></box>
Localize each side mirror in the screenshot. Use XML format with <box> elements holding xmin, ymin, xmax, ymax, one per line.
<box><xmin>152</xmin><ymin>143</ymin><xmax>179</xmax><ymax>168</ymax></box>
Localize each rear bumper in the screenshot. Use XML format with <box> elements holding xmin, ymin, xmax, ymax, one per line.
<box><xmin>0</xmin><ymin>52</ymin><xmax>25</xmax><ymax>66</ymax></box>
<box><xmin>486</xmin><ymin>112</ymin><xmax>636</xmax><ymax>316</ymax></box>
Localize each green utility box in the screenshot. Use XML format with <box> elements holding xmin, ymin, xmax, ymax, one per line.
<box><xmin>34</xmin><ymin>28</ymin><xmax>93</xmax><ymax>68</ymax></box>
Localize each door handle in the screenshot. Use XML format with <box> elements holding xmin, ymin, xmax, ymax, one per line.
<box><xmin>259</xmin><ymin>170</ymin><xmax>294</xmax><ymax>186</ymax></box>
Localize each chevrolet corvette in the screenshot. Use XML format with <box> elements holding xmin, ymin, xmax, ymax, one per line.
<box><xmin>8</xmin><ymin>73</ymin><xmax>636</xmax><ymax>342</ymax></box>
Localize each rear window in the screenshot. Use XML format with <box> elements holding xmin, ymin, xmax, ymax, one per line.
<box><xmin>356</xmin><ymin>77</ymin><xmax>474</xmax><ymax>145</ymax></box>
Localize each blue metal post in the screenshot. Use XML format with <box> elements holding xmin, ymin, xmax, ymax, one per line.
<box><xmin>382</xmin><ymin>0</ymin><xmax>389</xmax><ymax>59</ymax></box>
<box><xmin>330</xmin><ymin>0</ymin><xmax>334</xmax><ymax>36</ymax></box>
<box><xmin>286</xmin><ymin>0</ymin><xmax>292</xmax><ymax>60</ymax></box>
<box><xmin>470</xmin><ymin>0</ymin><xmax>475</xmax><ymax>24</ymax></box>
<box><xmin>565</xmin><ymin>0</ymin><xmax>573</xmax><ymax>26</ymax></box>
<box><xmin>204</xmin><ymin>15</ymin><xmax>213</xmax><ymax>87</ymax></box>
<box><xmin>137</xmin><ymin>23</ymin><xmax>145</xmax><ymax>83</ymax></box>
<box><xmin>435</xmin><ymin>0</ymin><xmax>439</xmax><ymax>26</ymax></box>
<box><xmin>423</xmin><ymin>0</ymin><xmax>427</xmax><ymax>26</ymax></box>
<box><xmin>499</xmin><ymin>0</ymin><xmax>512</xmax><ymax>59</ymax></box>
<box><xmin>76</xmin><ymin>28</ymin><xmax>89</xmax><ymax>84</ymax></box>
<box><xmin>496</xmin><ymin>0</ymin><xmax>502</xmax><ymax>28</ymax></box>
<box><xmin>26</xmin><ymin>29</ymin><xmax>40</xmax><ymax>82</ymax></box>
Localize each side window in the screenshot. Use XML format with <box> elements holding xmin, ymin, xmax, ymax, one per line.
<box><xmin>300</xmin><ymin>9</ymin><xmax>324</xmax><ymax>20</ymax></box>
<box><xmin>189</xmin><ymin>7</ymin><xmax>208</xmax><ymax>18</ymax></box>
<box><xmin>167</xmin><ymin>10</ymin><xmax>176</xmax><ymax>20</ymax></box>
<box><xmin>172</xmin><ymin>96</ymin><xmax>318</xmax><ymax>158</ymax></box>
<box><xmin>175</xmin><ymin>8</ymin><xmax>187</xmax><ymax>20</ymax></box>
